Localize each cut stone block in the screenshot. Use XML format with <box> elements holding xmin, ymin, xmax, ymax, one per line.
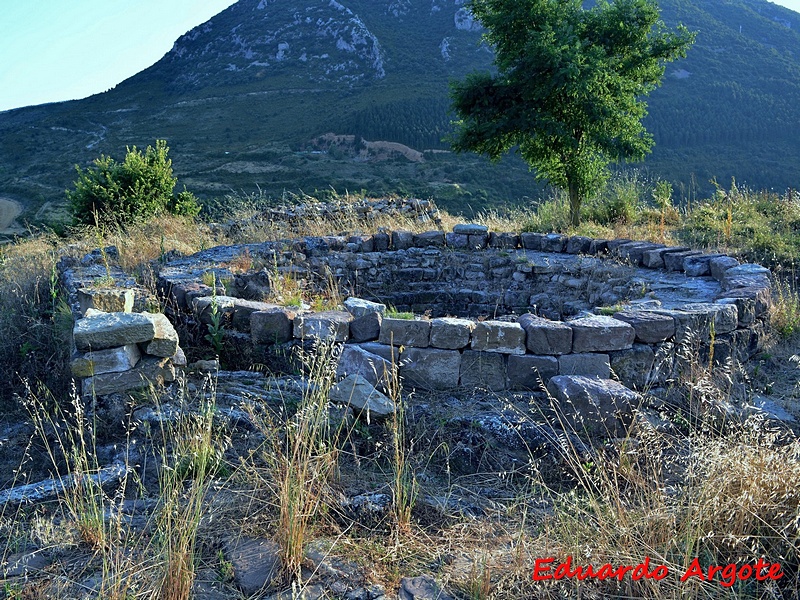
<box><xmin>81</xmin><ymin>356</ymin><xmax>175</xmax><ymax>397</ymax></box>
<box><xmin>192</xmin><ymin>295</ymin><xmax>236</xmax><ymax>325</ymax></box>
<box><xmin>231</xmin><ymin>299</ymin><xmax>282</xmax><ymax>331</ymax></box>
<box><xmin>413</xmin><ymin>231</ymin><xmax>445</xmax><ymax>247</ymax></box>
<box><xmin>71</xmin><ymin>344</ymin><xmax>141</xmax><ymax>378</ymax></box>
<box><xmin>293</xmin><ymin>311</ymin><xmax>352</xmax><ymax>342</ymax></box>
<box><xmin>251</xmin><ymin>308</ymin><xmax>295</xmax><ymax>345</ymax></box>
<box><xmin>453</xmin><ymin>224</ymin><xmax>488</xmax><ymax>235</ymax></box>
<box><xmin>709</xmin><ymin>256</ymin><xmax>740</xmax><ymax>281</ymax></box>
<box><xmin>358</xmin><ymin>342</ymin><xmax>400</xmax><ymax>364</ymax></box>
<box><xmin>610</xmin><ymin>344</ymin><xmax>655</xmax><ymax>389</ymax></box>
<box><xmin>680</xmin><ymin>302</ymin><xmax>739</xmax><ymax>335</ymax></box>
<box><xmin>140</xmin><ymin>312</ymin><xmax>179</xmax><ymax>357</ymax></box>
<box><xmin>471</xmin><ymin>320</ymin><xmax>526</xmax><ymax>354</ymax></box>
<box><xmin>541</xmin><ymin>234</ymin><xmax>567</xmax><ymax>252</ymax></box>
<box><xmin>429</xmin><ymin>317</ymin><xmax>474</xmax><ymax>350</ymax></box>
<box><xmin>74</xmin><ymin>311</ymin><xmax>156</xmax><ymax>352</ymax></box>
<box><xmin>460</xmin><ymin>351</ymin><xmax>506</xmax><ymax>391</ymax></box>
<box><xmin>400</xmin><ymin>348</ymin><xmax>460</xmax><ymax>390</ymax></box>
<box><xmin>488</xmin><ymin>232</ymin><xmax>519</xmax><ymax>248</ymax></box>
<box><xmin>683</xmin><ymin>253</ymin><xmax>725</xmax><ymax>277</ymax></box>
<box><xmin>569</xmin><ymin>315</ymin><xmax>635</xmax><ymax>352</ymax></box>
<box><xmin>392</xmin><ymin>230</ymin><xmax>414</xmax><ymax>250</ymax></box>
<box><xmin>520</xmin><ymin>232</ymin><xmax>546</xmax><ymax>250</ymax></box>
<box><xmin>329</xmin><ymin>374</ymin><xmax>395</xmax><ymax>419</ymax></box>
<box><xmin>558</xmin><ymin>353</ymin><xmax>611</xmax><ymax>379</ymax></box>
<box><xmin>547</xmin><ymin>376</ymin><xmax>640</xmax><ymax>438</ymax></box>
<box><xmin>379</xmin><ymin>318</ymin><xmax>431</xmax><ymax>348</ymax></box>
<box><xmin>336</xmin><ymin>345</ymin><xmax>394</xmax><ymax>390</ymax></box>
<box><xmin>349</xmin><ymin>312</ymin><xmax>382</xmax><ymax>342</ymax></box>
<box><xmin>78</xmin><ymin>287</ymin><xmax>134</xmax><ymax>315</ymax></box>
<box><xmin>518</xmin><ymin>314</ymin><xmax>572</xmax><ymax>355</ymax></box>
<box><xmin>720</xmin><ymin>264</ymin><xmax>771</xmax><ymax>291</ymax></box>
<box><xmin>507</xmin><ymin>355</ymin><xmax>558</xmax><ymax>391</ymax></box>
<box><xmin>565</xmin><ymin>236</ymin><xmax>592</xmax><ymax>254</ymax></box>
<box><xmin>612</xmin><ymin>310</ymin><xmax>675</xmax><ymax>343</ymax></box>
<box><xmin>344</xmin><ymin>297</ymin><xmax>386</xmax><ymax>318</ymax></box>
<box><xmin>663</xmin><ymin>250</ymin><xmax>703</xmax><ymax>272</ymax></box>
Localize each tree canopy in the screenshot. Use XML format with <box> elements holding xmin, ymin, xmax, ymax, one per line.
<box><xmin>450</xmin><ymin>0</ymin><xmax>695</xmax><ymax>226</ymax></box>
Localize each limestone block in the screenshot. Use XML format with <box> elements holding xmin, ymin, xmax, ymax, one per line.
<box><xmin>71</xmin><ymin>344</ymin><xmax>141</xmax><ymax>378</ymax></box>
<box><xmin>74</xmin><ymin>311</ymin><xmax>156</xmax><ymax>353</ymax></box>
<box><xmin>78</xmin><ymin>287</ymin><xmax>134</xmax><ymax>315</ymax></box>
<box><xmin>140</xmin><ymin>312</ymin><xmax>179</xmax><ymax>357</ymax></box>
<box><xmin>452</xmin><ymin>224</ymin><xmax>488</xmax><ymax>235</ymax></box>
<box><xmin>372</xmin><ymin>232</ymin><xmax>390</xmax><ymax>252</ymax></box>
<box><xmin>468</xmin><ymin>233</ymin><xmax>489</xmax><ymax>249</ymax></box>
<box><xmin>488</xmin><ymin>232</ymin><xmax>520</xmax><ymax>248</ymax></box>
<box><xmin>565</xmin><ymin>236</ymin><xmax>592</xmax><ymax>254</ymax></box>
<box><xmin>609</xmin><ymin>344</ymin><xmax>655</xmax><ymax>389</ymax></box>
<box><xmin>251</xmin><ymin>308</ymin><xmax>295</xmax><ymax>345</ymax></box>
<box><xmin>358</xmin><ymin>342</ymin><xmax>400</xmax><ymax>363</ymax></box>
<box><xmin>617</xmin><ymin>242</ymin><xmax>664</xmax><ymax>266</ymax></box>
<box><xmin>330</xmin><ymin>375</ymin><xmax>395</xmax><ymax>419</ymax></box>
<box><xmin>569</xmin><ymin>315</ymin><xmax>635</xmax><ymax>352</ymax></box>
<box><xmin>709</xmin><ymin>256</ymin><xmax>740</xmax><ymax>281</ymax></box>
<box><xmin>507</xmin><ymin>355</ymin><xmax>558</xmax><ymax>391</ymax></box>
<box><xmin>683</xmin><ymin>253</ymin><xmax>725</xmax><ymax>277</ymax></box>
<box><xmin>445</xmin><ymin>233</ymin><xmax>468</xmax><ymax>249</ymax></box>
<box><xmin>541</xmin><ymin>234</ymin><xmax>567</xmax><ymax>253</ymax></box>
<box><xmin>663</xmin><ymin>250</ymin><xmax>703</xmax><ymax>272</ymax></box>
<box><xmin>681</xmin><ymin>302</ymin><xmax>739</xmax><ymax>335</ymax></box>
<box><xmin>429</xmin><ymin>317</ymin><xmax>474</xmax><ymax>350</ymax></box>
<box><xmin>643</xmin><ymin>246</ymin><xmax>689</xmax><ymax>269</ymax></box>
<box><xmin>413</xmin><ymin>231</ymin><xmax>445</xmax><ymax>247</ymax></box>
<box><xmin>588</xmin><ymin>239</ymin><xmax>609</xmax><ymax>255</ymax></box>
<box><xmin>336</xmin><ymin>345</ymin><xmax>394</xmax><ymax>390</ymax></box>
<box><xmin>558</xmin><ymin>353</ymin><xmax>611</xmax><ymax>379</ymax></box>
<box><xmin>293</xmin><ymin>311</ymin><xmax>352</xmax><ymax>342</ymax></box>
<box><xmin>471</xmin><ymin>321</ymin><xmax>526</xmax><ymax>354</ymax></box>
<box><xmin>349</xmin><ymin>312</ymin><xmax>382</xmax><ymax>342</ymax></box>
<box><xmin>392</xmin><ymin>230</ymin><xmax>414</xmax><ymax>250</ymax></box>
<box><xmin>720</xmin><ymin>264</ymin><xmax>771</xmax><ymax>291</ymax></box>
<box><xmin>520</xmin><ymin>232</ymin><xmax>545</xmax><ymax>250</ymax></box>
<box><xmin>231</xmin><ymin>299</ymin><xmax>282</xmax><ymax>331</ymax></box>
<box><xmin>379</xmin><ymin>318</ymin><xmax>431</xmax><ymax>348</ymax></box>
<box><xmin>192</xmin><ymin>295</ymin><xmax>236</xmax><ymax>325</ymax></box>
<box><xmin>518</xmin><ymin>314</ymin><xmax>572</xmax><ymax>355</ymax></box>
<box><xmin>612</xmin><ymin>310</ymin><xmax>675</xmax><ymax>343</ymax></box>
<box><xmin>606</xmin><ymin>239</ymin><xmax>632</xmax><ymax>252</ymax></box>
<box><xmin>400</xmin><ymin>348</ymin><xmax>460</xmax><ymax>390</ymax></box>
<box><xmin>460</xmin><ymin>351</ymin><xmax>506</xmax><ymax>391</ymax></box>
<box><xmin>81</xmin><ymin>356</ymin><xmax>175</xmax><ymax>397</ymax></box>
<box><xmin>344</xmin><ymin>297</ymin><xmax>386</xmax><ymax>318</ymax></box>
<box><xmin>547</xmin><ymin>376</ymin><xmax>640</xmax><ymax>438</ymax></box>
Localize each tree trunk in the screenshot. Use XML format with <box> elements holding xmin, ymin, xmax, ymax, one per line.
<box><xmin>568</xmin><ymin>178</ymin><xmax>581</xmax><ymax>228</ymax></box>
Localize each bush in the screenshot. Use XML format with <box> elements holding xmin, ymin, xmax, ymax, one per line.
<box><xmin>67</xmin><ymin>140</ymin><xmax>201</xmax><ymax>227</ymax></box>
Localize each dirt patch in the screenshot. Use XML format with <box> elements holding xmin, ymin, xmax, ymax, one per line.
<box><xmin>0</xmin><ymin>197</ymin><xmax>23</xmax><ymax>236</ymax></box>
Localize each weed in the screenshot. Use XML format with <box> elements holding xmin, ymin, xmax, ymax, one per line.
<box><xmin>204</xmin><ymin>275</ymin><xmax>225</xmax><ymax>357</ymax></box>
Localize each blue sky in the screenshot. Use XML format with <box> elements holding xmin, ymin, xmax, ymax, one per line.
<box><xmin>1</xmin><ymin>0</ymin><xmax>800</xmax><ymax>113</ymax></box>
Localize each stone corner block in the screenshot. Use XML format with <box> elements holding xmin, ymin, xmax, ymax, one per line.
<box><xmin>470</xmin><ymin>320</ymin><xmax>525</xmax><ymax>354</ymax></box>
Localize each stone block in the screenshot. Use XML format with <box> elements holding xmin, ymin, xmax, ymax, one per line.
<box><xmin>251</xmin><ymin>308</ymin><xmax>295</xmax><ymax>345</ymax></box>
<box><xmin>569</xmin><ymin>315</ymin><xmax>635</xmax><ymax>352</ymax></box>
<box><xmin>612</xmin><ymin>310</ymin><xmax>675</xmax><ymax>343</ymax></box>
<box><xmin>71</xmin><ymin>344</ymin><xmax>141</xmax><ymax>378</ymax></box>
<box><xmin>588</xmin><ymin>239</ymin><xmax>609</xmax><ymax>255</ymax></box>
<box><xmin>349</xmin><ymin>312</ymin><xmax>382</xmax><ymax>342</ymax></box>
<box><xmin>471</xmin><ymin>320</ymin><xmax>526</xmax><ymax>354</ymax></box>
<box><xmin>81</xmin><ymin>356</ymin><xmax>175</xmax><ymax>397</ymax></box>
<box><xmin>453</xmin><ymin>224</ymin><xmax>488</xmax><ymax>235</ymax></box>
<box><xmin>293</xmin><ymin>311</ymin><xmax>352</xmax><ymax>342</ymax></box>
<box><xmin>231</xmin><ymin>299</ymin><xmax>282</xmax><ymax>331</ymax></box>
<box><xmin>518</xmin><ymin>314</ymin><xmax>572</xmax><ymax>355</ymax></box>
<box><xmin>78</xmin><ymin>287</ymin><xmax>134</xmax><ymax>315</ymax></box>
<box><xmin>541</xmin><ymin>234</ymin><xmax>567</xmax><ymax>253</ymax></box>
<box><xmin>413</xmin><ymin>230</ymin><xmax>445</xmax><ymax>247</ymax></box>
<box><xmin>392</xmin><ymin>230</ymin><xmax>414</xmax><ymax>250</ymax></box>
<box><xmin>460</xmin><ymin>351</ymin><xmax>506</xmax><ymax>391</ymax></box>
<box><xmin>558</xmin><ymin>353</ymin><xmax>611</xmax><ymax>379</ymax></box>
<box><xmin>74</xmin><ymin>311</ymin><xmax>156</xmax><ymax>353</ymax></box>
<box><xmin>336</xmin><ymin>345</ymin><xmax>394</xmax><ymax>390</ymax></box>
<box><xmin>663</xmin><ymin>250</ymin><xmax>703</xmax><ymax>272</ymax></box>
<box><xmin>372</xmin><ymin>232</ymin><xmax>390</xmax><ymax>252</ymax></box>
<box><xmin>358</xmin><ymin>342</ymin><xmax>400</xmax><ymax>363</ymax></box>
<box><xmin>507</xmin><ymin>355</ymin><xmax>558</xmax><ymax>391</ymax></box>
<box><xmin>445</xmin><ymin>233</ymin><xmax>468</xmax><ymax>248</ymax></box>
<box><xmin>681</xmin><ymin>302</ymin><xmax>739</xmax><ymax>335</ymax></box>
<box><xmin>488</xmin><ymin>232</ymin><xmax>520</xmax><ymax>248</ymax></box>
<box><xmin>330</xmin><ymin>374</ymin><xmax>395</xmax><ymax>419</ymax></box>
<box><xmin>547</xmin><ymin>376</ymin><xmax>640</xmax><ymax>438</ymax></box>
<box><xmin>344</xmin><ymin>297</ymin><xmax>386</xmax><ymax>318</ymax></box>
<box><xmin>400</xmin><ymin>348</ymin><xmax>461</xmax><ymax>390</ymax></box>
<box><xmin>520</xmin><ymin>232</ymin><xmax>545</xmax><ymax>250</ymax></box>
<box><xmin>643</xmin><ymin>246</ymin><xmax>689</xmax><ymax>269</ymax></box>
<box><xmin>610</xmin><ymin>344</ymin><xmax>655</xmax><ymax>390</ymax></box>
<box><xmin>606</xmin><ymin>238</ymin><xmax>632</xmax><ymax>252</ymax></box>
<box><xmin>683</xmin><ymin>253</ymin><xmax>725</xmax><ymax>277</ymax></box>
<box><xmin>709</xmin><ymin>256</ymin><xmax>740</xmax><ymax>281</ymax></box>
<box><xmin>429</xmin><ymin>317</ymin><xmax>474</xmax><ymax>349</ymax></box>
<box><xmin>565</xmin><ymin>236</ymin><xmax>592</xmax><ymax>254</ymax></box>
<box><xmin>720</xmin><ymin>264</ymin><xmax>771</xmax><ymax>291</ymax></box>
<box><xmin>140</xmin><ymin>312</ymin><xmax>180</xmax><ymax>357</ymax></box>
<box><xmin>379</xmin><ymin>318</ymin><xmax>431</xmax><ymax>347</ymax></box>
<box><xmin>468</xmin><ymin>233</ymin><xmax>489</xmax><ymax>249</ymax></box>
<box><xmin>617</xmin><ymin>242</ymin><xmax>663</xmax><ymax>266</ymax></box>
<box><xmin>192</xmin><ymin>295</ymin><xmax>236</xmax><ymax>325</ymax></box>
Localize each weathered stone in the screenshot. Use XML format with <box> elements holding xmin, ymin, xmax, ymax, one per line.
<box><xmin>294</xmin><ymin>311</ymin><xmax>352</xmax><ymax>341</ymax></box>
<box><xmin>468</xmin><ymin>233</ymin><xmax>489</xmax><ymax>249</ymax></box>
<box><xmin>569</xmin><ymin>315</ymin><xmax>635</xmax><ymax>352</ymax></box>
<box><xmin>588</xmin><ymin>239</ymin><xmax>609</xmax><ymax>255</ymax></box>
<box><xmin>399</xmin><ymin>575</ymin><xmax>455</xmax><ymax>600</ymax></box>
<box><xmin>400</xmin><ymin>348</ymin><xmax>460</xmax><ymax>390</ymax></box>
<box><xmin>223</xmin><ymin>537</ymin><xmax>281</xmax><ymax>597</ymax></box>
<box><xmin>681</xmin><ymin>302</ymin><xmax>739</xmax><ymax>335</ymax></box>
<box><xmin>78</xmin><ymin>287</ymin><xmax>134</xmax><ymax>314</ymax></box>
<box><xmin>392</xmin><ymin>230</ymin><xmax>414</xmax><ymax>250</ymax></box>
<box><xmin>547</xmin><ymin>376</ymin><xmax>640</xmax><ymax>437</ymax></box>
<box><xmin>358</xmin><ymin>342</ymin><xmax>400</xmax><ymax>363</ymax></box>
<box><xmin>74</xmin><ymin>311</ymin><xmax>156</xmax><ymax>352</ymax></box>
<box><xmin>683</xmin><ymin>253</ymin><xmax>725</xmax><ymax>277</ymax></box>
<box><xmin>344</xmin><ymin>297</ymin><xmax>386</xmax><ymax>318</ymax></box>
<box><xmin>610</xmin><ymin>344</ymin><xmax>655</xmax><ymax>389</ymax></box>
<box><xmin>520</xmin><ymin>232</ymin><xmax>546</xmax><ymax>250</ymax></box>
<box><xmin>171</xmin><ymin>346</ymin><xmax>187</xmax><ymax>367</ymax></box>
<box><xmin>617</xmin><ymin>242</ymin><xmax>663</xmax><ymax>266</ymax></box>
<box><xmin>379</xmin><ymin>318</ymin><xmax>431</xmax><ymax>347</ymax></box>
<box><xmin>81</xmin><ymin>356</ymin><xmax>175</xmax><ymax>397</ymax></box>
<box><xmin>445</xmin><ymin>232</ymin><xmax>468</xmax><ymax>248</ymax></box>
<box><xmin>349</xmin><ymin>311</ymin><xmax>382</xmax><ymax>342</ymax></box>
<box><xmin>709</xmin><ymin>255</ymin><xmax>740</xmax><ymax>281</ymax></box>
<box><xmin>141</xmin><ymin>312</ymin><xmax>180</xmax><ymax>357</ymax></box>
<box><xmin>251</xmin><ymin>308</ymin><xmax>295</xmax><ymax>345</ymax></box>
<box><xmin>329</xmin><ymin>374</ymin><xmax>395</xmax><ymax>418</ymax></box>
<box><xmin>372</xmin><ymin>232</ymin><xmax>390</xmax><ymax>252</ymax></box>
<box><xmin>453</xmin><ymin>224</ymin><xmax>488</xmax><ymax>235</ymax></box>
<box><xmin>71</xmin><ymin>344</ymin><xmax>141</xmax><ymax>378</ymax></box>
<box><xmin>488</xmin><ymin>232</ymin><xmax>520</xmax><ymax>248</ymax></box>
<box><xmin>606</xmin><ymin>238</ymin><xmax>633</xmax><ymax>252</ymax></box>
<box><xmin>558</xmin><ymin>353</ymin><xmax>611</xmax><ymax>379</ymax></box>
<box><xmin>192</xmin><ymin>295</ymin><xmax>236</xmax><ymax>325</ymax></box>
<box><xmin>471</xmin><ymin>320</ymin><xmax>526</xmax><ymax>354</ymax></box>
<box><xmin>663</xmin><ymin>250</ymin><xmax>703</xmax><ymax>272</ymax></box>
<box><xmin>720</xmin><ymin>263</ymin><xmax>771</xmax><ymax>291</ymax></box>
<box><xmin>460</xmin><ymin>351</ymin><xmax>506</xmax><ymax>391</ymax></box>
<box><xmin>336</xmin><ymin>345</ymin><xmax>394</xmax><ymax>389</ymax></box>
<box><xmin>429</xmin><ymin>317</ymin><xmax>474</xmax><ymax>349</ymax></box>
<box><xmin>518</xmin><ymin>314</ymin><xmax>572</xmax><ymax>355</ymax></box>
<box><xmin>644</xmin><ymin>246</ymin><xmax>690</xmax><ymax>269</ymax></box>
<box><xmin>507</xmin><ymin>355</ymin><xmax>558</xmax><ymax>390</ymax></box>
<box><xmin>541</xmin><ymin>233</ymin><xmax>567</xmax><ymax>252</ymax></box>
<box><xmin>231</xmin><ymin>299</ymin><xmax>281</xmax><ymax>331</ymax></box>
<box><xmin>413</xmin><ymin>230</ymin><xmax>445</xmax><ymax>247</ymax></box>
<box><xmin>612</xmin><ymin>310</ymin><xmax>675</xmax><ymax>343</ymax></box>
<box><xmin>565</xmin><ymin>236</ymin><xmax>592</xmax><ymax>254</ymax></box>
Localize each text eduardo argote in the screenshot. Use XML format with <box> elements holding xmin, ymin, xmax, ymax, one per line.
<box><xmin>532</xmin><ymin>556</ymin><xmax>784</xmax><ymax>588</ymax></box>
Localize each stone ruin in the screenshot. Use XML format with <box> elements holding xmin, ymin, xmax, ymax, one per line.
<box><xmin>59</xmin><ymin>223</ymin><xmax>774</xmax><ymax>436</ymax></box>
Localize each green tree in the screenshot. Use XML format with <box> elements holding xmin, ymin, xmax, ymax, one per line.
<box><xmin>450</xmin><ymin>0</ymin><xmax>695</xmax><ymax>227</ymax></box>
<box><xmin>67</xmin><ymin>139</ymin><xmax>201</xmax><ymax>227</ymax></box>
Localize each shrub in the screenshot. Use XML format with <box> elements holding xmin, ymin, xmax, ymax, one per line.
<box><xmin>67</xmin><ymin>140</ymin><xmax>200</xmax><ymax>227</ymax></box>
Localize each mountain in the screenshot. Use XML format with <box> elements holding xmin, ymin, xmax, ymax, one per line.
<box><xmin>2</xmin><ymin>0</ymin><xmax>800</xmax><ymax>225</ymax></box>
